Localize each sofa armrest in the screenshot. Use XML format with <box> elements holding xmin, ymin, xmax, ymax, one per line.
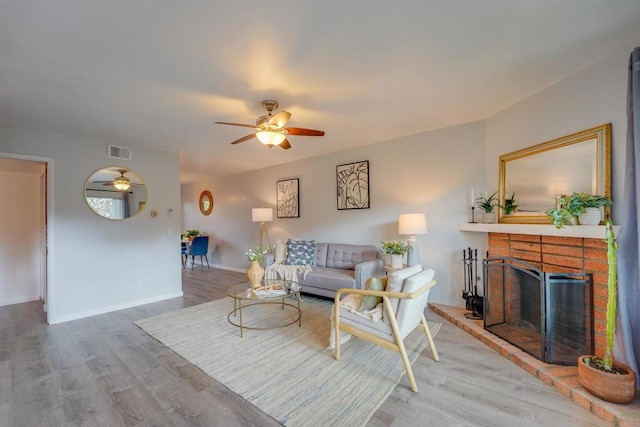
<box><xmin>354</xmin><ymin>259</ymin><xmax>385</xmax><ymax>289</ymax></box>
<box><xmin>262</xmin><ymin>253</ymin><xmax>275</xmax><ymax>268</ymax></box>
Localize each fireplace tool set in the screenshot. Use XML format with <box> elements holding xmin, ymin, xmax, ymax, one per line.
<box><xmin>462</xmin><ymin>247</ymin><xmax>483</xmax><ymax>319</ymax></box>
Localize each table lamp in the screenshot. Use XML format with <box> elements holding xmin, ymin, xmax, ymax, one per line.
<box><xmin>398</xmin><ymin>213</ymin><xmax>428</xmax><ymax>267</ymax></box>
<box><xmin>252</xmin><ymin>207</ymin><xmax>273</xmax><ymax>252</ymax></box>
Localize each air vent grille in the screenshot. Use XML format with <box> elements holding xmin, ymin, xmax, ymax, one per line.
<box><xmin>108</xmin><ymin>144</ymin><xmax>132</xmax><ymax>160</ymax></box>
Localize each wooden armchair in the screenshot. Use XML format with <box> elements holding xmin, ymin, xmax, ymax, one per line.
<box><xmin>333</xmin><ymin>267</ymin><xmax>440</xmax><ymax>392</ymax></box>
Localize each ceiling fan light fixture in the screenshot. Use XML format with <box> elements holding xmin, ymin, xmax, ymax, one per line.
<box><xmin>113</xmin><ymin>176</ymin><xmax>131</xmax><ymax>191</ymax></box>
<box><xmin>256</xmin><ymin>130</ymin><xmax>286</xmax><ymax>146</ymax></box>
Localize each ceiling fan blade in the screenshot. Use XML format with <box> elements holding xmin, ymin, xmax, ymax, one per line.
<box><xmin>215</xmin><ymin>121</ymin><xmax>257</xmax><ymax>129</ymax></box>
<box><xmin>269</xmin><ymin>111</ymin><xmax>291</xmax><ymax>128</ymax></box>
<box><xmin>279</xmin><ymin>138</ymin><xmax>291</xmax><ymax>150</ymax></box>
<box><xmin>230</xmin><ymin>134</ymin><xmax>257</xmax><ymax>145</ymax></box>
<box><xmin>286</xmin><ymin>127</ymin><xmax>325</xmax><ymax>136</ymax></box>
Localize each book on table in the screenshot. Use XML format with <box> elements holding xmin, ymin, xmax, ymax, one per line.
<box><xmin>253</xmin><ymin>285</ymin><xmax>287</xmax><ymax>297</ymax></box>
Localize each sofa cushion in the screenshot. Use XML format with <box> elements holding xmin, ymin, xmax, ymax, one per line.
<box><xmin>285</xmin><ymin>239</ymin><xmax>317</xmax><ymax>266</ymax></box>
<box><xmin>274</xmin><ymin>238</ymin><xmax>287</xmax><ymax>264</ymax></box>
<box><xmin>383</xmin><ymin>265</ymin><xmax>423</xmax><ymax>325</ymax></box>
<box><xmin>315</xmin><ymin>243</ymin><xmax>328</xmax><ymax>267</ymax></box>
<box><xmin>300</xmin><ymin>267</ymin><xmax>354</xmax><ymax>290</ymax></box>
<box><xmin>325</xmin><ymin>244</ymin><xmax>378</xmax><ymax>269</ymax></box>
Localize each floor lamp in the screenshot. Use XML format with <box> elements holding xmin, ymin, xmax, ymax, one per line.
<box><xmin>398</xmin><ymin>213</ymin><xmax>428</xmax><ymax>267</ymax></box>
<box><xmin>252</xmin><ymin>207</ymin><xmax>273</xmax><ymax>252</ymax></box>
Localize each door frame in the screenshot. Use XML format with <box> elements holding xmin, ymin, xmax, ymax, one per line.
<box><xmin>0</xmin><ymin>152</ymin><xmax>54</xmax><ymax>324</ymax></box>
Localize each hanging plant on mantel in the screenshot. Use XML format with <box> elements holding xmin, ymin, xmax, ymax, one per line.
<box><xmin>577</xmin><ymin>220</ymin><xmax>636</xmax><ymax>403</ymax></box>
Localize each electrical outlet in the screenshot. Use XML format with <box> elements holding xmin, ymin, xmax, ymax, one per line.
<box><xmin>135</xmin><ymin>283</ymin><xmax>141</xmax><ymax>290</ymax></box>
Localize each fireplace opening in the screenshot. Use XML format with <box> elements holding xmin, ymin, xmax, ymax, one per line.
<box><xmin>483</xmin><ymin>257</ymin><xmax>594</xmax><ymax>365</ymax></box>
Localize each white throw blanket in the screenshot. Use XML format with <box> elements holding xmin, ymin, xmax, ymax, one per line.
<box><xmin>328</xmin><ymin>294</ymin><xmax>383</xmax><ymax>349</ymax></box>
<box><xmin>264</xmin><ymin>262</ymin><xmax>312</xmax><ymax>293</ymax></box>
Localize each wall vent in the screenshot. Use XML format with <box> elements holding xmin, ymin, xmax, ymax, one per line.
<box><xmin>108</xmin><ymin>144</ymin><xmax>132</xmax><ymax>160</ymax></box>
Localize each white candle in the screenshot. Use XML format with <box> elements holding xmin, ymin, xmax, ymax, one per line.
<box><xmin>470</xmin><ymin>188</ymin><xmax>475</xmax><ymax>206</ymax></box>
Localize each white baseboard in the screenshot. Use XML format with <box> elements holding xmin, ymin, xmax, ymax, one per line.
<box><xmin>0</xmin><ymin>295</ymin><xmax>40</xmax><ymax>307</ymax></box>
<box><xmin>49</xmin><ymin>291</ymin><xmax>184</xmax><ymax>324</ymax></box>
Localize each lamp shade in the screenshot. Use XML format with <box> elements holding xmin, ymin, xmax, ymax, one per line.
<box><xmin>398</xmin><ymin>213</ymin><xmax>427</xmax><ymax>235</ymax></box>
<box><xmin>256</xmin><ymin>131</ymin><xmax>286</xmax><ymax>146</ymax></box>
<box><xmin>252</xmin><ymin>207</ymin><xmax>273</xmax><ymax>222</ymax></box>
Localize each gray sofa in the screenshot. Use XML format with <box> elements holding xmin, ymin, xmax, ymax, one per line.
<box><xmin>264</xmin><ymin>242</ymin><xmax>385</xmax><ymax>298</ymax></box>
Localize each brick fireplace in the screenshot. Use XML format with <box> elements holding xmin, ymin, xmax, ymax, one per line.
<box><xmin>429</xmin><ymin>224</ymin><xmax>640</xmax><ymax>424</ymax></box>
<box><xmin>487</xmin><ymin>232</ymin><xmax>609</xmax><ymax>358</ymax></box>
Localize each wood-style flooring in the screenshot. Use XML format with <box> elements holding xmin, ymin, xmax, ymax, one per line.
<box><xmin>1</xmin><ymin>267</ymin><xmax>607</xmax><ymax>426</ymax></box>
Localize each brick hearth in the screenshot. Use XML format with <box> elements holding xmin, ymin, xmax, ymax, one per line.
<box><xmin>437</xmin><ymin>228</ymin><xmax>640</xmax><ymax>425</ymax></box>
<box><xmin>429</xmin><ymin>303</ymin><xmax>640</xmax><ymax>425</ymax></box>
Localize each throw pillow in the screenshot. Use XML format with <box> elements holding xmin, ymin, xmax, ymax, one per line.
<box><xmin>358</xmin><ymin>276</ymin><xmax>388</xmax><ymax>312</ymax></box>
<box><xmin>284</xmin><ymin>239</ymin><xmax>317</xmax><ymax>266</ymax></box>
<box><xmin>274</xmin><ymin>238</ymin><xmax>287</xmax><ymax>264</ymax></box>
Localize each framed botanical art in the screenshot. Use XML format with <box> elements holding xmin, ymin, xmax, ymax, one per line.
<box><xmin>277</xmin><ymin>178</ymin><xmax>300</xmax><ymax>218</ymax></box>
<box><xmin>336</xmin><ymin>160</ymin><xmax>370</xmax><ymax>210</ymax></box>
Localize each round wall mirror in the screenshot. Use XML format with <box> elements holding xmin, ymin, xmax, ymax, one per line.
<box><xmin>84</xmin><ymin>167</ymin><xmax>147</xmax><ymax>220</ymax></box>
<box><xmin>199</xmin><ymin>190</ymin><xmax>213</xmax><ymax>216</ymax></box>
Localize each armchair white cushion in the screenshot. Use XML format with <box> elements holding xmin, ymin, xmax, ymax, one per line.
<box><xmin>334</xmin><ymin>266</ymin><xmax>440</xmax><ymax>392</ymax></box>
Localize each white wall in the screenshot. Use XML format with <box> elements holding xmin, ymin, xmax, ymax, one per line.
<box><xmin>485</xmin><ymin>42</ymin><xmax>638</xmax><ymax>224</ymax></box>
<box><xmin>181</xmin><ymin>42</ymin><xmax>637</xmax><ymax>308</ymax></box>
<box><xmin>0</xmin><ymin>126</ymin><xmax>183</xmax><ymax>323</ymax></box>
<box><xmin>182</xmin><ymin>121</ymin><xmax>488</xmax><ymax>306</ymax></box>
<box><xmin>0</xmin><ymin>169</ymin><xmax>43</xmax><ymax>306</ymax></box>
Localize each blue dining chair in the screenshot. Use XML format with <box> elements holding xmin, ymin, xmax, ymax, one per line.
<box><xmin>186</xmin><ymin>236</ymin><xmax>210</xmax><ymax>270</ymax></box>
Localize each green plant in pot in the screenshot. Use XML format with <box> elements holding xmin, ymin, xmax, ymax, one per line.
<box><xmin>475</xmin><ymin>191</ymin><xmax>499</xmax><ymax>223</ymax></box>
<box><xmin>546</xmin><ymin>192</ymin><xmax>612</xmax><ymax>228</ymax></box>
<box><xmin>577</xmin><ymin>220</ymin><xmax>636</xmax><ymax>403</ymax></box>
<box><xmin>381</xmin><ymin>241</ymin><xmax>412</xmax><ymax>269</ymax></box>
<box><xmin>183</xmin><ymin>229</ymin><xmax>201</xmax><ymax>239</ymax></box>
<box><xmin>503</xmin><ymin>192</ymin><xmax>518</xmax><ymax>215</ymax></box>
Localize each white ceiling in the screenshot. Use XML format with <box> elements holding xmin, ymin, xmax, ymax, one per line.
<box><xmin>2</xmin><ymin>1</ymin><xmax>640</xmax><ymax>183</ymax></box>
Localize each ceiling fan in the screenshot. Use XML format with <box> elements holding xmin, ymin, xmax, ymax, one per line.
<box><xmin>215</xmin><ymin>99</ymin><xmax>325</xmax><ymax>149</ymax></box>
<box><xmin>92</xmin><ymin>169</ymin><xmax>140</xmax><ymax>191</ymax></box>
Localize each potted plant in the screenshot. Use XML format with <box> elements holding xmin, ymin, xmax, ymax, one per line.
<box><xmin>245</xmin><ymin>246</ymin><xmax>268</xmax><ymax>288</ymax></box>
<box><xmin>503</xmin><ymin>192</ymin><xmax>518</xmax><ymax>215</ymax></box>
<box><xmin>380</xmin><ymin>241</ymin><xmax>412</xmax><ymax>269</ymax></box>
<box><xmin>183</xmin><ymin>229</ymin><xmax>201</xmax><ymax>240</ymax></box>
<box><xmin>546</xmin><ymin>193</ymin><xmax>612</xmax><ymax>228</ymax></box>
<box><xmin>577</xmin><ymin>220</ymin><xmax>636</xmax><ymax>403</ymax></box>
<box><xmin>475</xmin><ymin>191</ymin><xmax>499</xmax><ymax>223</ymax></box>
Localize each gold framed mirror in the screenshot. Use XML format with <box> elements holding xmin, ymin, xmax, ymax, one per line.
<box><xmin>499</xmin><ymin>123</ymin><xmax>611</xmax><ymax>224</ymax></box>
<box><xmin>199</xmin><ymin>190</ymin><xmax>213</xmax><ymax>216</ymax></box>
<box><xmin>84</xmin><ymin>166</ymin><xmax>147</xmax><ymax>220</ymax></box>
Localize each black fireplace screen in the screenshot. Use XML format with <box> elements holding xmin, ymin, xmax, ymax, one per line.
<box><xmin>483</xmin><ymin>257</ymin><xmax>594</xmax><ymax>365</ymax></box>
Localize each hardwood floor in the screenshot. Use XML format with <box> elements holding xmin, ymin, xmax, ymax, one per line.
<box><xmin>1</xmin><ymin>267</ymin><xmax>607</xmax><ymax>426</ymax></box>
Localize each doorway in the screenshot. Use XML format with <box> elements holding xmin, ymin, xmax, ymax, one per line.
<box><xmin>0</xmin><ymin>154</ymin><xmax>51</xmax><ymax>324</ymax></box>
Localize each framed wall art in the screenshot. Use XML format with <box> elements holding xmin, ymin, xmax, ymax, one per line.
<box><xmin>336</xmin><ymin>160</ymin><xmax>369</xmax><ymax>210</ymax></box>
<box><xmin>277</xmin><ymin>178</ymin><xmax>300</xmax><ymax>218</ymax></box>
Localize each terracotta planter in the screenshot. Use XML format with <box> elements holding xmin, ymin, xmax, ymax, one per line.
<box><xmin>578</xmin><ymin>355</ymin><xmax>636</xmax><ymax>404</ymax></box>
<box><xmin>247</xmin><ymin>260</ymin><xmax>264</xmax><ymax>288</ymax></box>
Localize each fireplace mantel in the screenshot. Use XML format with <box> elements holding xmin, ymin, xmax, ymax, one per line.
<box><xmin>459</xmin><ymin>222</ymin><xmax>620</xmax><ymax>239</ymax></box>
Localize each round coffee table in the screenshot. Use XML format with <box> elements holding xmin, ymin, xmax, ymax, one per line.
<box><xmin>226</xmin><ymin>279</ymin><xmax>302</xmax><ymax>337</ymax></box>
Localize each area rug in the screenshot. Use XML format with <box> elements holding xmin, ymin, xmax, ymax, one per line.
<box><xmin>134</xmin><ymin>295</ymin><xmax>440</xmax><ymax>427</ymax></box>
